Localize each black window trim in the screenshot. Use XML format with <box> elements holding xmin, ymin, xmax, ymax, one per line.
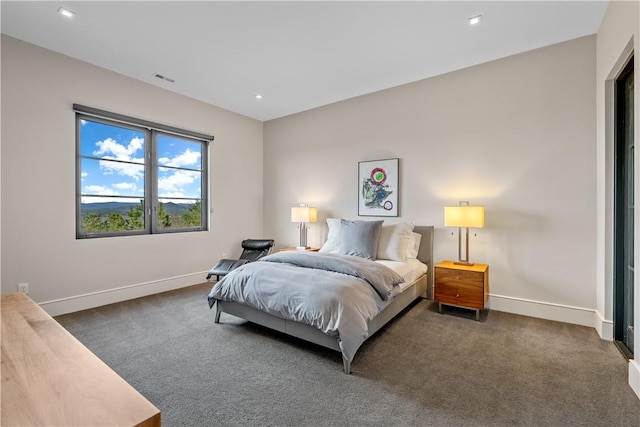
<box><xmin>73</xmin><ymin>104</ymin><xmax>214</xmax><ymax>142</ymax></box>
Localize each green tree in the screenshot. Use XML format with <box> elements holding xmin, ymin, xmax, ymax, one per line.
<box><xmin>157</xmin><ymin>202</ymin><xmax>171</xmax><ymax>229</ymax></box>
<box><xmin>126</xmin><ymin>201</ymin><xmax>145</xmax><ymax>230</ymax></box>
<box><xmin>83</xmin><ymin>212</ymin><xmax>105</xmax><ymax>232</ymax></box>
<box><xmin>105</xmin><ymin>212</ymin><xmax>126</xmax><ymax>231</ymax></box>
<box><xmin>181</xmin><ymin>200</ymin><xmax>202</xmax><ymax>227</ymax></box>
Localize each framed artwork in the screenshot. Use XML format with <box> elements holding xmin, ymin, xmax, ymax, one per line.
<box><xmin>358</xmin><ymin>158</ymin><xmax>398</xmax><ymax>217</ymax></box>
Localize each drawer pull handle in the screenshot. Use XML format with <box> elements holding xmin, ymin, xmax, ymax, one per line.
<box><xmin>456</xmin><ymin>276</ymin><xmax>461</xmax><ymax>280</ymax></box>
<box><xmin>456</xmin><ymin>294</ymin><xmax>460</xmax><ymax>298</ymax></box>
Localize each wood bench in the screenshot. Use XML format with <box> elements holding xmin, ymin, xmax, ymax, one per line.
<box><xmin>1</xmin><ymin>292</ymin><xmax>161</xmax><ymax>426</ymax></box>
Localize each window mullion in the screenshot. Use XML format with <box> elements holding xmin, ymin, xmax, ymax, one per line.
<box><xmin>149</xmin><ymin>130</ymin><xmax>158</xmax><ymax>233</ymax></box>
<box><xmin>201</xmin><ymin>142</ymin><xmax>209</xmax><ymax>231</ymax></box>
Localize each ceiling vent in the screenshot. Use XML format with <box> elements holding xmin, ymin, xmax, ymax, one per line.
<box><xmin>153</xmin><ymin>73</ymin><xmax>175</xmax><ymax>83</ymax></box>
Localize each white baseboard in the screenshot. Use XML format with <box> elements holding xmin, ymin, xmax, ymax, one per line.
<box><xmin>595</xmin><ymin>310</ymin><xmax>614</xmax><ymax>341</ymax></box>
<box><xmin>39</xmin><ymin>271</ymin><xmax>209</xmax><ymax>317</ymax></box>
<box><xmin>630</xmin><ymin>360</ymin><xmax>640</xmax><ymax>399</ymax></box>
<box><xmin>488</xmin><ymin>293</ymin><xmax>597</xmax><ymax>329</ymax></box>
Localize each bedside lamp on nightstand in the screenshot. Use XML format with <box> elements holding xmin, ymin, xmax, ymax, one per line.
<box><xmin>444</xmin><ymin>201</ymin><xmax>484</xmax><ymax>266</ymax></box>
<box><xmin>291</xmin><ymin>204</ymin><xmax>317</xmax><ymax>250</ymax></box>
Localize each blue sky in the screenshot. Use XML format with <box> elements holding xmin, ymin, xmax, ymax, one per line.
<box><xmin>80</xmin><ymin>119</ymin><xmax>202</xmax><ymax>204</ymax></box>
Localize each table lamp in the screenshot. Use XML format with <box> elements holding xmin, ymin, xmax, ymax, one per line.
<box><xmin>291</xmin><ymin>204</ymin><xmax>317</xmax><ymax>250</ymax></box>
<box><xmin>444</xmin><ymin>201</ymin><xmax>485</xmax><ymax>265</ymax></box>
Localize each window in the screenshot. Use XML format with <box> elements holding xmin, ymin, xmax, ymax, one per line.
<box><xmin>75</xmin><ymin>105</ymin><xmax>212</xmax><ymax>238</ymax></box>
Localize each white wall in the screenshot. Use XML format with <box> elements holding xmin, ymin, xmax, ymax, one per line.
<box><xmin>0</xmin><ymin>36</ymin><xmax>264</xmax><ymax>315</ymax></box>
<box><xmin>264</xmin><ymin>35</ymin><xmax>597</xmax><ymax>327</ymax></box>
<box><xmin>595</xmin><ymin>0</ymin><xmax>640</xmax><ymax>399</ymax></box>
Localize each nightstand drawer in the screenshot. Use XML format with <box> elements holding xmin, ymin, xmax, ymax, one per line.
<box><xmin>435</xmin><ymin>280</ymin><xmax>484</xmax><ymax>308</ymax></box>
<box><xmin>435</xmin><ymin>268</ymin><xmax>484</xmax><ymax>288</ymax></box>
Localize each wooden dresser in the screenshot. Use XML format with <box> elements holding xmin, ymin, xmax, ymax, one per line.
<box><xmin>434</xmin><ymin>260</ymin><xmax>489</xmax><ymax>321</ymax></box>
<box><xmin>1</xmin><ymin>292</ymin><xmax>161</xmax><ymax>426</ymax></box>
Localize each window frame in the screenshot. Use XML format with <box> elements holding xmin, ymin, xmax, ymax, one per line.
<box><xmin>75</xmin><ymin>105</ymin><xmax>212</xmax><ymax>239</ymax></box>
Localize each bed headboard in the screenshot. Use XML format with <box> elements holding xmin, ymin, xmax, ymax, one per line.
<box><xmin>413</xmin><ymin>225</ymin><xmax>434</xmax><ymax>299</ymax></box>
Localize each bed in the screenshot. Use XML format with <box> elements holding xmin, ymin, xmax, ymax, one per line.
<box><xmin>207</xmin><ymin>222</ymin><xmax>434</xmax><ymax>374</ymax></box>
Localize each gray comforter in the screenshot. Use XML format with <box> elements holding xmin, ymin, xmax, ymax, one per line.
<box><xmin>207</xmin><ymin>251</ymin><xmax>405</xmax><ymax>362</ymax></box>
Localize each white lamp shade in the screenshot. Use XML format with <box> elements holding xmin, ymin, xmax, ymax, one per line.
<box><xmin>444</xmin><ymin>206</ymin><xmax>485</xmax><ymax>228</ymax></box>
<box><xmin>291</xmin><ymin>206</ymin><xmax>317</xmax><ymax>223</ymax></box>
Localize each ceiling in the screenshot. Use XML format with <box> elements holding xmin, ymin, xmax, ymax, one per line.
<box><xmin>1</xmin><ymin>1</ymin><xmax>608</xmax><ymax>121</ymax></box>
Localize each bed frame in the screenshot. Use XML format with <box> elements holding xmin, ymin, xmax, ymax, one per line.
<box><xmin>214</xmin><ymin>225</ymin><xmax>434</xmax><ymax>374</ymax></box>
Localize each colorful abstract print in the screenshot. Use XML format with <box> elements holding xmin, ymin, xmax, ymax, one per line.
<box><xmin>362</xmin><ymin>167</ymin><xmax>394</xmax><ymax>211</ymax></box>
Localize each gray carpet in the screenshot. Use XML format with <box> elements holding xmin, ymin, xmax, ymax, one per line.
<box><xmin>55</xmin><ymin>283</ymin><xmax>640</xmax><ymax>427</ymax></box>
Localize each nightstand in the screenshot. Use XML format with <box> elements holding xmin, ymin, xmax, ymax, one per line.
<box><xmin>434</xmin><ymin>260</ymin><xmax>489</xmax><ymax>321</ymax></box>
<box><xmin>279</xmin><ymin>247</ymin><xmax>320</xmax><ymax>252</ymax></box>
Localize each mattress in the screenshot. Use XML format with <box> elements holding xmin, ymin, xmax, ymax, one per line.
<box><xmin>375</xmin><ymin>258</ymin><xmax>428</xmax><ymax>290</ymax></box>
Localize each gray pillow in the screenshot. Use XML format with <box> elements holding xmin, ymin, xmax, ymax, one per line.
<box><xmin>338</xmin><ymin>219</ymin><xmax>384</xmax><ymax>260</ymax></box>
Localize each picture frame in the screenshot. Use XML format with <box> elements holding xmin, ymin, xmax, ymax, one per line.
<box><xmin>358</xmin><ymin>158</ymin><xmax>399</xmax><ymax>217</ymax></box>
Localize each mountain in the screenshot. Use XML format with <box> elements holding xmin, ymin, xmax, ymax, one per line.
<box><xmin>161</xmin><ymin>202</ymin><xmax>191</xmax><ymax>215</ymax></box>
<box><xmin>81</xmin><ymin>202</ymin><xmax>140</xmax><ymax>217</ymax></box>
<box><xmin>81</xmin><ymin>202</ymin><xmax>192</xmax><ymax>217</ymax></box>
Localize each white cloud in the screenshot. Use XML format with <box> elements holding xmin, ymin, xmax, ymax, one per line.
<box><xmin>84</xmin><ymin>185</ymin><xmax>117</xmax><ymax>195</ymax></box>
<box><xmin>81</xmin><ymin>196</ymin><xmax>111</xmax><ymax>204</ymax></box>
<box><xmin>158</xmin><ymin>170</ymin><xmax>200</xmax><ymax>196</ymax></box>
<box><xmin>82</xmin><ymin>183</ymin><xmax>140</xmax><ymax>202</ymax></box>
<box><xmin>160</xmin><ymin>147</ymin><xmax>201</xmax><ymax>167</ymax></box>
<box><xmin>93</xmin><ymin>137</ymin><xmax>143</xmax><ymax>160</ymax></box>
<box><xmin>81</xmin><ymin>172</ymin><xmax>89</xmax><ymax>177</ymax></box>
<box><xmin>82</xmin><ymin>187</ymin><xmax>117</xmax><ymax>204</ymax></box>
<box><xmin>159</xmin><ymin>192</ymin><xmax>185</xmax><ymax>198</ymax></box>
<box><xmin>113</xmin><ymin>182</ymin><xmax>138</xmax><ymax>191</ymax></box>
<box><xmin>92</xmin><ymin>136</ymin><xmax>145</xmax><ymax>180</ymax></box>
<box><xmin>99</xmin><ymin>159</ymin><xmax>144</xmax><ymax>180</ymax></box>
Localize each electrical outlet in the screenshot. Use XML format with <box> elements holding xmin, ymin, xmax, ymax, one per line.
<box><xmin>222</xmin><ymin>252</ymin><xmax>228</xmax><ymax>259</ymax></box>
<box><xmin>17</xmin><ymin>282</ymin><xmax>29</xmax><ymax>294</ymax></box>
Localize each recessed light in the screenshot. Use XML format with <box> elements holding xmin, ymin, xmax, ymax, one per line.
<box><xmin>468</xmin><ymin>15</ymin><xmax>482</xmax><ymax>25</ymax></box>
<box><xmin>57</xmin><ymin>7</ymin><xmax>76</xmax><ymax>19</ymax></box>
<box><xmin>254</xmin><ymin>94</ymin><xmax>263</xmax><ymax>100</ymax></box>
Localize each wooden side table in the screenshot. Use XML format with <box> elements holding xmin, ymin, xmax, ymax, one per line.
<box><xmin>279</xmin><ymin>247</ymin><xmax>320</xmax><ymax>252</ymax></box>
<box><xmin>434</xmin><ymin>260</ymin><xmax>489</xmax><ymax>321</ymax></box>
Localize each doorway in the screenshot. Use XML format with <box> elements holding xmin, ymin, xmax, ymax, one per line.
<box><xmin>614</xmin><ymin>56</ymin><xmax>634</xmax><ymax>358</ymax></box>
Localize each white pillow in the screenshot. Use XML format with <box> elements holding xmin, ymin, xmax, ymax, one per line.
<box><xmin>318</xmin><ymin>218</ymin><xmax>341</xmax><ymax>253</ymax></box>
<box><xmin>407</xmin><ymin>232</ymin><xmax>422</xmax><ymax>259</ymax></box>
<box><xmin>376</xmin><ymin>222</ymin><xmax>414</xmax><ymax>262</ymax></box>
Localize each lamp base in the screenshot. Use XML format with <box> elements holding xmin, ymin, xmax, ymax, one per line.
<box><xmin>454</xmin><ymin>261</ymin><xmax>475</xmax><ymax>266</ymax></box>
